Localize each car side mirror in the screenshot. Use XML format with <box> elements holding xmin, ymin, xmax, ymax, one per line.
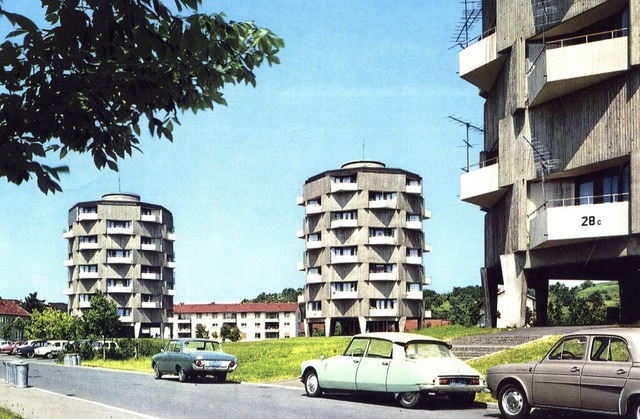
<box><xmin>447</xmin><ymin>343</ymin><xmax>453</xmax><ymax>350</ymax></box>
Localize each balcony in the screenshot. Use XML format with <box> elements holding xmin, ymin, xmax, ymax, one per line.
<box><xmin>141</xmin><ymin>241</ymin><xmax>162</xmax><ymax>252</ymax></box>
<box><xmin>406</xmin><ymin>220</ymin><xmax>422</xmax><ymax>230</ymax></box>
<box><xmin>528</xmin><ymin>31</ymin><xmax>628</xmax><ymax>107</ymax></box>
<box><xmin>460</xmin><ymin>162</ymin><xmax>505</xmax><ymax>210</ymax></box>
<box><xmin>166</xmin><ymin>231</ymin><xmax>177</xmax><ymax>241</ymax></box>
<box><xmin>79</xmin><ymin>242</ymin><xmax>99</xmax><ymax>250</ymax></box>
<box><xmin>459</xmin><ymin>30</ymin><xmax>507</xmax><ymax>93</ymax></box>
<box><xmin>406</xmin><ymin>183</ymin><xmax>421</xmax><ymax>194</ymax></box>
<box><xmin>141</xmin><ymin>301</ymin><xmax>160</xmax><ymax>309</ymax></box>
<box><xmin>529</xmin><ymin>200</ymin><xmax>629</xmax><ymax>249</ymax></box>
<box><xmin>107</xmin><ymin>286</ymin><xmax>132</xmax><ymax>293</ymax></box>
<box><xmin>369</xmin><ymin>199</ymin><xmax>397</xmax><ymax>209</ymax></box>
<box><xmin>423</xmin><ymin>208</ymin><xmax>432</xmax><ymax>220</ymax></box>
<box><xmin>63</xmin><ymin>287</ymin><xmax>73</xmax><ymax>295</ymax></box>
<box><xmin>306</xmin><ymin>239</ymin><xmax>323</xmax><ymax>249</ymax></box>
<box><xmin>405</xmin><ymin>255</ymin><xmax>422</xmax><ymax>265</ymax></box>
<box><xmin>369</xmin><ymin>308</ymin><xmax>398</xmax><ymax>317</ymax></box>
<box><xmin>331</xmin><ymin>254</ymin><xmax>358</xmax><ymax>264</ymax></box>
<box><xmin>296</xmin><ymin>196</ymin><xmax>304</xmax><ymax>206</ymax></box>
<box><xmin>369</xmin><ymin>272</ymin><xmax>397</xmax><ymax>281</ymax></box>
<box><xmin>119</xmin><ymin>316</ymin><xmax>133</xmax><ymax>322</ymax></box>
<box><xmin>296</xmin><ymin>229</ymin><xmax>304</xmax><ymax>239</ymax></box>
<box><xmin>141</xmin><ymin>272</ymin><xmax>161</xmax><ymax>280</ymax></box>
<box><xmin>330</xmin><ymin>182</ymin><xmax>358</xmax><ymax>193</ymax></box>
<box><xmin>306</xmin><ymin>273</ymin><xmax>322</xmax><ymax>283</ymax></box>
<box><xmin>79</xmin><ymin>301</ymin><xmax>91</xmax><ymax>308</ymax></box>
<box><xmin>331</xmin><ymin>290</ymin><xmax>359</xmax><ymax>299</ymax></box>
<box><xmin>305</xmin><ymin>204</ymin><xmax>322</xmax><ymax>215</ymax></box>
<box><xmin>63</xmin><ymin>259</ymin><xmax>74</xmax><ymax>267</ymax></box>
<box><xmin>368</xmin><ymin>236</ymin><xmax>396</xmax><ymax>245</ymax></box>
<box><xmin>424</xmin><ymin>243</ymin><xmax>432</xmax><ymax>253</ymax></box>
<box><xmin>63</xmin><ymin>230</ymin><xmax>74</xmax><ymax>239</ymax></box>
<box><xmin>164</xmin><ymin>260</ymin><xmax>176</xmax><ymax>268</ymax></box>
<box><xmin>165</xmin><ymin>289</ymin><xmax>176</xmax><ymax>296</ymax></box>
<box><xmin>107</xmin><ymin>226</ymin><xmax>133</xmax><ymax>235</ymax></box>
<box><xmin>297</xmin><ymin>262</ymin><xmax>305</xmax><ymax>271</ymax></box>
<box><xmin>306</xmin><ymin>310</ymin><xmax>323</xmax><ymax>319</ymax></box>
<box><xmin>78</xmin><ymin>271</ymin><xmax>99</xmax><ymax>279</ymax></box>
<box><xmin>141</xmin><ymin>213</ymin><xmax>162</xmax><ymax>223</ymax></box>
<box><xmin>78</xmin><ymin>212</ymin><xmax>98</xmax><ymax>221</ymax></box>
<box><xmin>331</xmin><ymin>219</ymin><xmax>357</xmax><ymax>229</ymax></box>
<box><xmin>107</xmin><ymin>256</ymin><xmax>133</xmax><ymax>264</ymax></box>
<box><xmin>405</xmin><ymin>290</ymin><xmax>423</xmax><ymax>300</ymax></box>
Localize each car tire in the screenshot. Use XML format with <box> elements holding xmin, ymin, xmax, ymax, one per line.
<box><xmin>45</xmin><ymin>352</ymin><xmax>53</xmax><ymax>359</ymax></box>
<box><xmin>397</xmin><ymin>392</ymin><xmax>421</xmax><ymax>408</ymax></box>
<box><xmin>304</xmin><ymin>370</ymin><xmax>322</xmax><ymax>397</ymax></box>
<box><xmin>498</xmin><ymin>383</ymin><xmax>531</xmax><ymax>419</ymax></box>
<box><xmin>26</xmin><ymin>351</ymin><xmax>35</xmax><ymax>359</ymax></box>
<box><xmin>177</xmin><ymin>367</ymin><xmax>187</xmax><ymax>383</ymax></box>
<box><xmin>628</xmin><ymin>400</ymin><xmax>640</xmax><ymax>419</ymax></box>
<box><xmin>215</xmin><ymin>372</ymin><xmax>227</xmax><ymax>382</ymax></box>
<box><xmin>153</xmin><ymin>364</ymin><xmax>162</xmax><ymax>380</ymax></box>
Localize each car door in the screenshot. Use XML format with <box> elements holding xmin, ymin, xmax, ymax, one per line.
<box><xmin>156</xmin><ymin>340</ymin><xmax>179</xmax><ymax>373</ymax></box>
<box><xmin>355</xmin><ymin>338</ymin><xmax>392</xmax><ymax>392</ymax></box>
<box><xmin>532</xmin><ymin>335</ymin><xmax>586</xmax><ymax>409</ymax></box>
<box><xmin>323</xmin><ymin>337</ymin><xmax>369</xmax><ymax>390</ymax></box>
<box><xmin>580</xmin><ymin>336</ymin><xmax>631</xmax><ymax>413</ymax></box>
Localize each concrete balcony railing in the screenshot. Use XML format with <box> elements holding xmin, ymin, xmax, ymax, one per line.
<box><xmin>79</xmin><ymin>301</ymin><xmax>91</xmax><ymax>308</ymax></box>
<box><xmin>306</xmin><ymin>310</ymin><xmax>323</xmax><ymax>319</ymax></box>
<box><xmin>63</xmin><ymin>230</ymin><xmax>74</xmax><ymax>239</ymax></box>
<box><xmin>406</xmin><ymin>184</ymin><xmax>421</xmax><ymax>194</ymax></box>
<box><xmin>405</xmin><ymin>290</ymin><xmax>423</xmax><ymax>300</ymax></box>
<box><xmin>405</xmin><ymin>220</ymin><xmax>422</xmax><ymax>230</ymax></box>
<box><xmin>306</xmin><ymin>240</ymin><xmax>323</xmax><ymax>249</ymax></box>
<box><xmin>141</xmin><ymin>242</ymin><xmax>162</xmax><ymax>252</ymax></box>
<box><xmin>459</xmin><ymin>30</ymin><xmax>506</xmax><ymax>93</ymax></box>
<box><xmin>63</xmin><ymin>287</ymin><xmax>73</xmax><ymax>295</ymax></box>
<box><xmin>166</xmin><ymin>231</ymin><xmax>177</xmax><ymax>241</ymax></box>
<box><xmin>331</xmin><ymin>254</ymin><xmax>358</xmax><ymax>264</ymax></box>
<box><xmin>305</xmin><ymin>204</ymin><xmax>322</xmax><ymax>215</ymax></box>
<box><xmin>141</xmin><ymin>272</ymin><xmax>161</xmax><ymax>280</ymax></box>
<box><xmin>331</xmin><ymin>219</ymin><xmax>358</xmax><ymax>229</ymax></box>
<box><xmin>529</xmin><ymin>200</ymin><xmax>629</xmax><ymax>249</ymax></box>
<box><xmin>141</xmin><ymin>301</ymin><xmax>160</xmax><ymax>309</ymax></box>
<box><xmin>107</xmin><ymin>226</ymin><xmax>133</xmax><ymax>235</ymax></box>
<box><xmin>141</xmin><ymin>213</ymin><xmax>162</xmax><ymax>223</ymax></box>
<box><xmin>405</xmin><ymin>256</ymin><xmax>422</xmax><ymax>265</ymax></box>
<box><xmin>306</xmin><ymin>273</ymin><xmax>322</xmax><ymax>283</ymax></box>
<box><xmin>63</xmin><ymin>259</ymin><xmax>74</xmax><ymax>267</ymax></box>
<box><xmin>119</xmin><ymin>316</ymin><xmax>133</xmax><ymax>322</ymax></box>
<box><xmin>331</xmin><ymin>290</ymin><xmax>359</xmax><ymax>299</ymax></box>
<box><xmin>107</xmin><ymin>256</ymin><xmax>133</xmax><ymax>264</ymax></box>
<box><xmin>368</xmin><ymin>236</ymin><xmax>396</xmax><ymax>245</ymax></box>
<box><xmin>460</xmin><ymin>161</ymin><xmax>505</xmax><ymax>210</ymax></box>
<box><xmin>528</xmin><ymin>32</ymin><xmax>628</xmax><ymax>107</ymax></box>
<box><xmin>330</xmin><ymin>182</ymin><xmax>358</xmax><ymax>193</ymax></box>
<box><xmin>165</xmin><ymin>289</ymin><xmax>176</xmax><ymax>296</ymax></box>
<box><xmin>296</xmin><ymin>229</ymin><xmax>304</xmax><ymax>239</ymax></box>
<box><xmin>77</xmin><ymin>212</ymin><xmax>98</xmax><ymax>221</ymax></box>
<box><xmin>78</xmin><ymin>271</ymin><xmax>99</xmax><ymax>279</ymax></box>
<box><xmin>297</xmin><ymin>262</ymin><xmax>305</xmax><ymax>271</ymax></box>
<box><xmin>369</xmin><ymin>199</ymin><xmax>397</xmax><ymax>209</ymax></box>
<box><xmin>369</xmin><ymin>308</ymin><xmax>398</xmax><ymax>317</ymax></box>
<box><xmin>107</xmin><ymin>286</ymin><xmax>132</xmax><ymax>293</ymax></box>
<box><xmin>368</xmin><ymin>272</ymin><xmax>398</xmax><ymax>281</ymax></box>
<box><xmin>296</xmin><ymin>196</ymin><xmax>304</xmax><ymax>206</ymax></box>
<box><xmin>79</xmin><ymin>242</ymin><xmax>100</xmax><ymax>250</ymax></box>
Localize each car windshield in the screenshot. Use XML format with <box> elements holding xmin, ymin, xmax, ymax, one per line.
<box><xmin>183</xmin><ymin>340</ymin><xmax>220</xmax><ymax>352</ymax></box>
<box><xmin>404</xmin><ymin>341</ymin><xmax>452</xmax><ymax>359</ymax></box>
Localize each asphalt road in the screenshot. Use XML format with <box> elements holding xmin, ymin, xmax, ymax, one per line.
<box><xmin>0</xmin><ymin>356</ymin><xmax>504</xmax><ymax>418</ymax></box>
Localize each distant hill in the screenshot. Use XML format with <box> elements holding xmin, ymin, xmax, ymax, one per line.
<box><xmin>575</xmin><ymin>281</ymin><xmax>619</xmax><ymax>308</ymax></box>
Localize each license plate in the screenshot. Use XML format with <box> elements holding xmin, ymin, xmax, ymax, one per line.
<box><xmin>449</xmin><ymin>379</ymin><xmax>467</xmax><ymax>387</ymax></box>
<box><xmin>204</xmin><ymin>361</ymin><xmax>221</xmax><ymax>369</ymax></box>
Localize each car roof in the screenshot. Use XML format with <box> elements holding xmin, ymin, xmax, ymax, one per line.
<box><xmin>172</xmin><ymin>338</ymin><xmax>221</xmax><ymax>344</ymax></box>
<box><xmin>352</xmin><ymin>332</ymin><xmax>445</xmax><ymax>344</ymax></box>
<box><xmin>564</xmin><ymin>327</ymin><xmax>640</xmax><ymax>345</ymax></box>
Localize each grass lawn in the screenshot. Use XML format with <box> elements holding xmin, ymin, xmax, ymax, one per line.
<box><xmin>0</xmin><ymin>407</ymin><xmax>23</xmax><ymax>419</ymax></box>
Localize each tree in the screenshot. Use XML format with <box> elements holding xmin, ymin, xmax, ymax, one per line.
<box><xmin>219</xmin><ymin>323</ymin><xmax>241</xmax><ymax>342</ymax></box>
<box><xmin>0</xmin><ymin>0</ymin><xmax>283</xmax><ymax>193</ymax></box>
<box><xmin>24</xmin><ymin>308</ymin><xmax>81</xmax><ymax>340</ymax></box>
<box><xmin>242</xmin><ymin>287</ymin><xmax>303</xmax><ymax>303</ymax></box>
<box><xmin>448</xmin><ymin>286</ymin><xmax>483</xmax><ymax>327</ymax></box>
<box><xmin>20</xmin><ymin>292</ymin><xmax>46</xmax><ymax>313</ymax></box>
<box><xmin>1</xmin><ymin>321</ymin><xmax>11</xmax><ymax>340</ymax></box>
<box><xmin>82</xmin><ymin>292</ymin><xmax>121</xmax><ymax>359</ymax></box>
<box><xmin>195</xmin><ymin>323</ymin><xmax>209</xmax><ymax>339</ymax></box>
<box><xmin>12</xmin><ymin>317</ymin><xmax>26</xmax><ymax>339</ymax></box>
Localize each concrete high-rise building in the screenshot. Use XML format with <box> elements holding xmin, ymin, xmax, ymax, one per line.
<box><xmin>63</xmin><ymin>193</ymin><xmax>175</xmax><ymax>338</ymax></box>
<box><xmin>458</xmin><ymin>0</ymin><xmax>638</xmax><ymax>326</ymax></box>
<box><xmin>297</xmin><ymin>160</ymin><xmax>431</xmax><ymax>336</ymax></box>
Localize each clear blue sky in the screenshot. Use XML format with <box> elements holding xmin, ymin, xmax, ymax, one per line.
<box><xmin>0</xmin><ymin>1</ymin><xmax>485</xmax><ymax>304</ymax></box>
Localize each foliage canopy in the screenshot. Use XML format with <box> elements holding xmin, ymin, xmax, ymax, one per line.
<box><xmin>0</xmin><ymin>0</ymin><xmax>283</xmax><ymax>193</ymax></box>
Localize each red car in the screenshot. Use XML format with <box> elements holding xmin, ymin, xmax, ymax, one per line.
<box><xmin>1</xmin><ymin>341</ymin><xmax>25</xmax><ymax>355</ymax></box>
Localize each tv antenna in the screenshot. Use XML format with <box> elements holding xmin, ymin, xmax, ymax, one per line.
<box><xmin>522</xmin><ymin>135</ymin><xmax>559</xmax><ymax>202</ymax></box>
<box><xmin>450</xmin><ymin>0</ymin><xmax>482</xmax><ymax>50</ymax></box>
<box><xmin>448</xmin><ymin>115</ymin><xmax>483</xmax><ymax>172</ymax></box>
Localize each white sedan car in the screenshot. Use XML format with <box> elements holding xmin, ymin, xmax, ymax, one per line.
<box><xmin>300</xmin><ymin>332</ymin><xmax>488</xmax><ymax>408</ymax></box>
<box><xmin>34</xmin><ymin>340</ymin><xmax>68</xmax><ymax>359</ymax></box>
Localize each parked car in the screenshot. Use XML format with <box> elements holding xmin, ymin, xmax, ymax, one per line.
<box><xmin>300</xmin><ymin>332</ymin><xmax>488</xmax><ymax>408</ymax></box>
<box><xmin>0</xmin><ymin>341</ymin><xmax>12</xmax><ymax>351</ymax></box>
<box><xmin>34</xmin><ymin>340</ymin><xmax>69</xmax><ymax>359</ymax></box>
<box><xmin>15</xmin><ymin>339</ymin><xmax>47</xmax><ymax>358</ymax></box>
<box><xmin>151</xmin><ymin>338</ymin><xmax>237</xmax><ymax>383</ymax></box>
<box><xmin>93</xmin><ymin>340</ymin><xmax>119</xmax><ymax>351</ymax></box>
<box><xmin>1</xmin><ymin>341</ymin><xmax>25</xmax><ymax>355</ymax></box>
<box><xmin>487</xmin><ymin>328</ymin><xmax>640</xmax><ymax>418</ymax></box>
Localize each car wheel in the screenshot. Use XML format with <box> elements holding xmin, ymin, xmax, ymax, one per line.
<box><xmin>628</xmin><ymin>400</ymin><xmax>640</xmax><ymax>419</ymax></box>
<box><xmin>215</xmin><ymin>372</ymin><xmax>227</xmax><ymax>382</ymax></box>
<box><xmin>304</xmin><ymin>370</ymin><xmax>322</xmax><ymax>397</ymax></box>
<box><xmin>498</xmin><ymin>383</ymin><xmax>531</xmax><ymax>419</ymax></box>
<box><xmin>45</xmin><ymin>352</ymin><xmax>53</xmax><ymax>359</ymax></box>
<box><xmin>177</xmin><ymin>367</ymin><xmax>187</xmax><ymax>383</ymax></box>
<box><xmin>26</xmin><ymin>351</ymin><xmax>35</xmax><ymax>359</ymax></box>
<box><xmin>153</xmin><ymin>364</ymin><xmax>162</xmax><ymax>380</ymax></box>
<box><xmin>397</xmin><ymin>392</ymin><xmax>421</xmax><ymax>408</ymax></box>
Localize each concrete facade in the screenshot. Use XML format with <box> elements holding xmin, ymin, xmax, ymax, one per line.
<box><xmin>298</xmin><ymin>160</ymin><xmax>430</xmax><ymax>336</ymax></box>
<box><xmin>63</xmin><ymin>193</ymin><xmax>175</xmax><ymax>338</ymax></box>
<box><xmin>459</xmin><ymin>0</ymin><xmax>640</xmax><ymax>327</ymax></box>
<box><xmin>172</xmin><ymin>302</ymin><xmax>301</xmax><ymax>341</ymax></box>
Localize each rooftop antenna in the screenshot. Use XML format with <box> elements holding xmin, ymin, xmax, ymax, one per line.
<box><xmin>362</xmin><ymin>138</ymin><xmax>365</xmax><ymax>160</ymax></box>
<box><xmin>522</xmin><ymin>135</ymin><xmax>559</xmax><ymax>203</ymax></box>
<box><xmin>450</xmin><ymin>0</ymin><xmax>482</xmax><ymax>50</ymax></box>
<box><xmin>448</xmin><ymin>115</ymin><xmax>483</xmax><ymax>172</ymax></box>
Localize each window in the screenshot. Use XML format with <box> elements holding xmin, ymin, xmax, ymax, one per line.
<box><xmin>369</xmin><ymin>191</ymin><xmax>396</xmax><ymax>201</ymax></box>
<box><xmin>196</xmin><ymin>313</ymin><xmax>202</xmax><ymax>319</ymax></box>
<box><xmin>407</xmin><ymin>283</ymin><xmax>421</xmax><ymax>292</ymax></box>
<box><xmin>367</xmin><ymin>339</ymin><xmax>393</xmax><ymax>358</ymax></box>
<box><xmin>406</xmin><ymin>179</ymin><xmax>420</xmax><ymax>186</ymax></box>
<box><xmin>370</xmin><ymin>264</ymin><xmax>396</xmax><ymax>273</ymax></box>
<box><xmin>79</xmin><ymin>235</ymin><xmax>98</xmax><ymax>244</ymax></box>
<box><xmin>240</xmin><ymin>323</ymin><xmax>247</xmax><ymax>328</ymax></box>
<box><xmin>407</xmin><ymin>248</ymin><xmax>421</xmax><ymax>257</ymax></box>
<box><xmin>406</xmin><ymin>214</ymin><xmax>421</xmax><ymax>222</ymax></box>
<box><xmin>370</xmin><ymin>299</ymin><xmax>395</xmax><ymax>309</ymax></box>
<box><xmin>307</xmin><ymin>198</ymin><xmax>321</xmax><ymax>206</ymax></box>
<box><xmin>369</xmin><ymin>228</ymin><xmax>395</xmax><ymax>237</ymax></box>
<box><xmin>240</xmin><ymin>313</ymin><xmax>247</xmax><ymax>319</ymax></box>
<box><xmin>308</xmin><ymin>301</ymin><xmax>322</xmax><ymax>311</ymax></box>
<box><xmin>255</xmin><ymin>333</ymin><xmax>261</xmax><ymax>339</ymax></box>
<box><xmin>107</xmin><ymin>278</ymin><xmax>131</xmax><ymax>287</ymax></box>
<box><xmin>142</xmin><ymin>265</ymin><xmax>161</xmax><ymax>274</ymax></box>
<box><xmin>331</xmin><ymin>210</ymin><xmax>357</xmax><ymax>220</ymax></box>
<box><xmin>141</xmin><ymin>294</ymin><xmax>153</xmax><ymax>303</ymax></box>
<box><xmin>107</xmin><ymin>249</ymin><xmax>131</xmax><ymax>258</ymax></box>
<box><xmin>549</xmin><ymin>336</ymin><xmax>587</xmax><ymax>360</ymax></box>
<box><xmin>308</xmin><ymin>267</ymin><xmax>321</xmax><ymax>275</ymax></box>
<box><xmin>107</xmin><ymin>220</ymin><xmax>131</xmax><ymax>229</ymax></box>
<box><xmin>590</xmin><ymin>337</ymin><xmax>630</xmax><ymax>362</ymax></box>
<box><xmin>79</xmin><ymin>264</ymin><xmax>98</xmax><ymax>272</ymax></box>
<box><xmin>576</xmin><ymin>163</ymin><xmax>630</xmax><ymax>204</ymax></box>
<box><xmin>332</xmin><ymin>175</ymin><xmax>356</xmax><ymax>183</ymax></box>
<box><xmin>308</xmin><ymin>233</ymin><xmax>321</xmax><ymax>241</ymax></box>
<box><xmin>344</xmin><ymin>338</ymin><xmax>368</xmax><ymax>357</ymax></box>
<box><xmin>141</xmin><ymin>237</ymin><xmax>153</xmax><ymax>245</ymax></box>
<box><xmin>254</xmin><ymin>313</ymin><xmax>262</xmax><ymax>319</ymax></box>
<box><xmin>117</xmin><ymin>307</ymin><xmax>132</xmax><ymax>317</ymax></box>
<box><xmin>331</xmin><ymin>246</ymin><xmax>357</xmax><ymax>256</ymax></box>
<box><xmin>332</xmin><ymin>282</ymin><xmax>357</xmax><ymax>292</ymax></box>
<box><xmin>79</xmin><ymin>206</ymin><xmax>97</xmax><ymax>214</ymax></box>
<box><xmin>79</xmin><ymin>294</ymin><xmax>91</xmax><ymax>303</ymax></box>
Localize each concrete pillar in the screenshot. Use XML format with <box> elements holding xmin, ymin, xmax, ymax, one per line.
<box><xmin>324</xmin><ymin>318</ymin><xmax>332</xmax><ymax>337</ymax></box>
<box><xmin>134</xmin><ymin>322</ymin><xmax>142</xmax><ymax>338</ymax></box>
<box><xmin>532</xmin><ymin>278</ymin><xmax>549</xmax><ymax>326</ymax></box>
<box><xmin>398</xmin><ymin>317</ymin><xmax>406</xmax><ymax>332</ymax></box>
<box><xmin>619</xmin><ymin>278</ymin><xmax>640</xmax><ymax>323</ymax></box>
<box><xmin>481</xmin><ymin>267</ymin><xmax>499</xmax><ymax>328</ymax></box>
<box><xmin>498</xmin><ymin>253</ymin><xmax>527</xmax><ymax>328</ymax></box>
<box><xmin>359</xmin><ymin>317</ymin><xmax>367</xmax><ymax>334</ymax></box>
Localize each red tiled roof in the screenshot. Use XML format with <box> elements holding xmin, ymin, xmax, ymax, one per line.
<box><xmin>174</xmin><ymin>302</ymin><xmax>299</xmax><ymax>314</ymax></box>
<box><xmin>0</xmin><ymin>299</ymin><xmax>31</xmax><ymax>317</ymax></box>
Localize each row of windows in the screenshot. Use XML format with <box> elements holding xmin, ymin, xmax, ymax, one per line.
<box><xmin>329</xmin><ymin>176</ymin><xmax>420</xmax><ymax>187</ymax></box>
<box><xmin>308</xmin><ymin>263</ymin><xmax>413</xmax><ymax>274</ymax></box>
<box><xmin>76</xmin><ymin>262</ymin><xmax>172</xmax><ymax>271</ymax></box>
<box><xmin>192</xmin><ymin>312</ymin><xmax>292</xmax><ymax>319</ymax></box>
<box><xmin>307</xmin><ymin>298</ymin><xmax>400</xmax><ymax>311</ymax></box>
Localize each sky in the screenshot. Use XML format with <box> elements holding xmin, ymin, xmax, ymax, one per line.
<box><xmin>0</xmin><ymin>1</ymin><xmax>486</xmax><ymax>304</ymax></box>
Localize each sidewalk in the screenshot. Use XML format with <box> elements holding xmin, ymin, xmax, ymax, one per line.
<box><xmin>0</xmin><ymin>380</ymin><xmax>159</xmax><ymax>419</ymax></box>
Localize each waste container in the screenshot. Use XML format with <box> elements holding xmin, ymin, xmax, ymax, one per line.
<box><xmin>64</xmin><ymin>353</ymin><xmax>81</xmax><ymax>366</ymax></box>
<box><xmin>5</xmin><ymin>361</ymin><xmax>16</xmax><ymax>385</ymax></box>
<box><xmin>14</xmin><ymin>361</ymin><xmax>28</xmax><ymax>388</ymax></box>
<box><xmin>3</xmin><ymin>360</ymin><xmax>11</xmax><ymax>384</ymax></box>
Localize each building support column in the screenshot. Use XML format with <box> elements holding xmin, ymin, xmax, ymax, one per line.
<box><xmin>324</xmin><ymin>318</ymin><xmax>332</xmax><ymax>337</ymax></box>
<box><xmin>619</xmin><ymin>277</ymin><xmax>640</xmax><ymax>324</ymax></box>
<box><xmin>359</xmin><ymin>317</ymin><xmax>367</xmax><ymax>334</ymax></box>
<box><xmin>531</xmin><ymin>277</ymin><xmax>548</xmax><ymax>326</ymax></box>
<box><xmin>134</xmin><ymin>322</ymin><xmax>142</xmax><ymax>339</ymax></box>
<box><xmin>398</xmin><ymin>316</ymin><xmax>406</xmax><ymax>332</ymax></box>
<box><xmin>498</xmin><ymin>253</ymin><xmax>527</xmax><ymax>328</ymax></box>
<box><xmin>481</xmin><ymin>267</ymin><xmax>499</xmax><ymax>328</ymax></box>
